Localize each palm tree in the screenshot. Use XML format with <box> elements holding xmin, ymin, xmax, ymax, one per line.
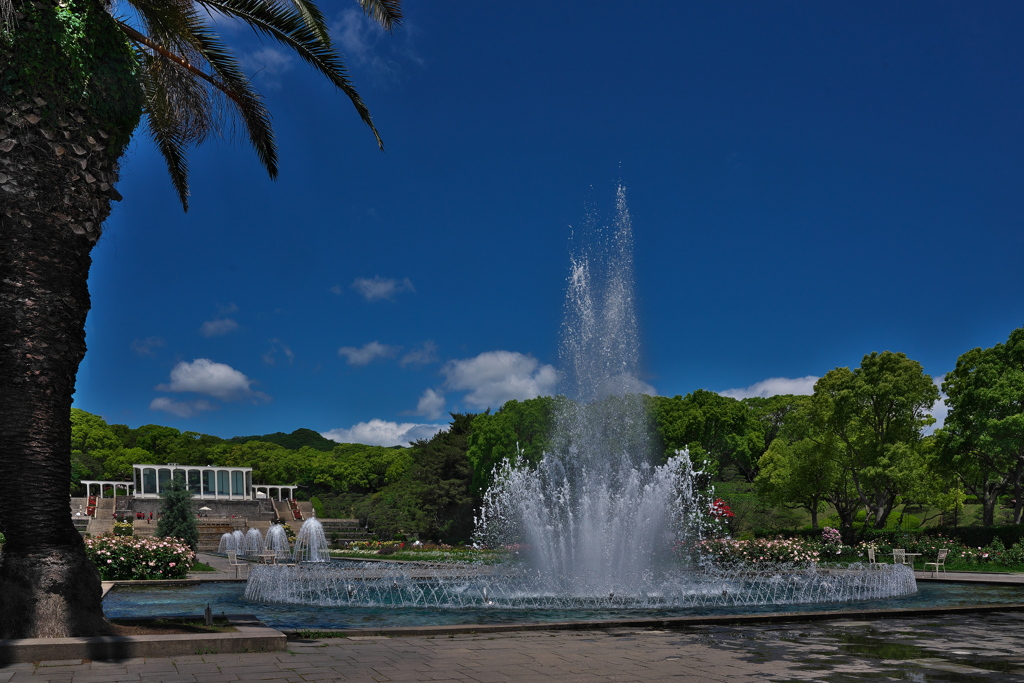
<box><xmin>0</xmin><ymin>0</ymin><xmax>400</xmax><ymax>637</ymax></box>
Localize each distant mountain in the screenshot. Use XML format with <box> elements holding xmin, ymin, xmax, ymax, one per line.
<box><xmin>227</xmin><ymin>427</ymin><xmax>337</xmax><ymax>452</ymax></box>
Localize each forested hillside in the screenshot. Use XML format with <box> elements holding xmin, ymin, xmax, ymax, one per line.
<box><xmin>71</xmin><ymin>328</ymin><xmax>1024</xmax><ymax>544</ymax></box>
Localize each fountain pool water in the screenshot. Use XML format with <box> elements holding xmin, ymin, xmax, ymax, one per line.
<box><xmin>107</xmin><ymin>574</ymin><xmax>1022</xmax><ymax>631</ymax></box>
<box><xmin>243</xmin><ymin>186</ymin><xmax>916</xmax><ymax>614</ymax></box>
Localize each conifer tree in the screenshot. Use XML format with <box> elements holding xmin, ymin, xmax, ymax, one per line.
<box><xmin>155</xmin><ymin>476</ymin><xmax>199</xmax><ymax>551</ymax></box>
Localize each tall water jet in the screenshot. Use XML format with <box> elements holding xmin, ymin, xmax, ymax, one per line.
<box><xmin>476</xmin><ymin>185</ymin><xmax>701</xmax><ymax>596</ymax></box>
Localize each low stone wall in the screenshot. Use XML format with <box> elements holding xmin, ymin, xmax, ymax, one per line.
<box><xmin>121</xmin><ymin>498</ymin><xmax>277</xmax><ymax>521</ymax></box>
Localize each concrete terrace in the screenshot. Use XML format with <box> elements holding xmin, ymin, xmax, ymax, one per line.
<box><xmin>3</xmin><ymin>555</ymin><xmax>1024</xmax><ymax>681</ymax></box>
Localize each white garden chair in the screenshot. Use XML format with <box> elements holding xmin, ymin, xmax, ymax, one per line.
<box><xmin>227</xmin><ymin>550</ymin><xmax>249</xmax><ymax>579</ymax></box>
<box><xmin>924</xmin><ymin>549</ymin><xmax>949</xmax><ymax>577</ymax></box>
<box><xmin>867</xmin><ymin>547</ymin><xmax>886</xmax><ymax>567</ymax></box>
<box><xmin>892</xmin><ymin>548</ymin><xmax>907</xmax><ymax>566</ymax></box>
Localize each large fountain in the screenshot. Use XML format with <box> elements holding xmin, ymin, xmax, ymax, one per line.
<box><xmin>245</xmin><ymin>186</ymin><xmax>916</xmax><ymax>612</ymax></box>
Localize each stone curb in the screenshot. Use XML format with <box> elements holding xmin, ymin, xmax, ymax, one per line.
<box><xmin>282</xmin><ymin>602</ymin><xmax>1024</xmax><ymax>638</ymax></box>
<box><xmin>0</xmin><ymin>615</ymin><xmax>286</xmax><ymax>665</ymax></box>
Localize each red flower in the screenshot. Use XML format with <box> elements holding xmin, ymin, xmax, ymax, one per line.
<box><xmin>709</xmin><ymin>498</ymin><xmax>735</xmax><ymax>519</ymax></box>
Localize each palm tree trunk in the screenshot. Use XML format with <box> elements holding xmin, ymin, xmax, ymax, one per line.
<box><xmin>0</xmin><ymin>98</ymin><xmax>125</xmax><ymax>638</ymax></box>
<box><xmin>1</xmin><ymin>0</ymin><xmax>141</xmax><ymax>637</ymax></box>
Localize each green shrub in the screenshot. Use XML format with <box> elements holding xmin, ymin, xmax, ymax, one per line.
<box><xmin>155</xmin><ymin>478</ymin><xmax>199</xmax><ymax>550</ymax></box>
<box><xmin>85</xmin><ymin>535</ymin><xmax>194</xmax><ymax>580</ymax></box>
<box><xmin>310</xmin><ymin>496</ymin><xmax>324</xmax><ymax>518</ymax></box>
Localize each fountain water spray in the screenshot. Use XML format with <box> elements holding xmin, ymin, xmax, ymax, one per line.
<box><xmin>246</xmin><ymin>185</ymin><xmax>916</xmax><ymax>611</ymax></box>
<box><xmin>216</xmin><ymin>532</ymin><xmax>236</xmax><ymax>554</ymax></box>
<box><xmin>245</xmin><ymin>528</ymin><xmax>265</xmax><ymax>558</ymax></box>
<box><xmin>475</xmin><ymin>186</ymin><xmax>703</xmax><ymax>595</ymax></box>
<box><xmin>265</xmin><ymin>524</ymin><xmax>292</xmax><ymax>561</ymax></box>
<box><xmin>292</xmin><ymin>515</ymin><xmax>330</xmax><ymax>563</ymax></box>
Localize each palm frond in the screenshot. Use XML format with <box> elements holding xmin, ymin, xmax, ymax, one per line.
<box><xmin>357</xmin><ymin>0</ymin><xmax>402</xmax><ymax>31</ymax></box>
<box><xmin>285</xmin><ymin>0</ymin><xmax>330</xmax><ymax>44</ymax></box>
<box><xmin>137</xmin><ymin>51</ymin><xmax>192</xmax><ymax>209</ymax></box>
<box><xmin>108</xmin><ymin>0</ymin><xmax>398</xmax><ymax>208</ymax></box>
<box><xmin>120</xmin><ymin>0</ymin><xmax>278</xmax><ymax>176</ymax></box>
<box><xmin>184</xmin><ymin>22</ymin><xmax>278</xmax><ymax>175</ymax></box>
<box><xmin>198</xmin><ymin>0</ymin><xmax>383</xmax><ymax>149</ymax></box>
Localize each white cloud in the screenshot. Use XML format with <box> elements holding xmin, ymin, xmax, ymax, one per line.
<box><xmin>329</xmin><ymin>284</ymin><xmax>344</xmax><ymax>296</ymax></box>
<box><xmin>351</xmin><ymin>276</ymin><xmax>415</xmax><ymax>302</ymax></box>
<box><xmin>331</xmin><ymin>8</ymin><xmax>402</xmax><ymax>82</ymax></box>
<box><xmin>156</xmin><ymin>358</ymin><xmax>267</xmax><ymax>401</ymax></box>
<box><xmin>240</xmin><ymin>46</ymin><xmax>294</xmax><ymax>89</ymax></box>
<box><xmin>414</xmin><ymin>388</ymin><xmax>446</xmax><ymax>420</ymax></box>
<box><xmin>149</xmin><ymin>397</ymin><xmax>216</xmax><ymax>418</ymax></box>
<box><xmin>131</xmin><ymin>336</ymin><xmax>164</xmax><ymax>357</ymax></box>
<box><xmin>720</xmin><ymin>376</ymin><xmax>819</xmax><ymax>400</ymax></box>
<box><xmin>321</xmin><ymin>419</ymin><xmax>446</xmax><ymax>447</ymax></box>
<box><xmin>401</xmin><ymin>340</ymin><xmax>439</xmax><ymax>367</ymax></box>
<box><xmin>263</xmin><ymin>338</ymin><xmax>295</xmax><ymax>365</ymax></box>
<box><xmin>338</xmin><ymin>341</ymin><xmax>399</xmax><ymax>366</ymax></box>
<box><xmin>200</xmin><ymin>318</ymin><xmax>239</xmax><ymax>337</ymax></box>
<box><xmin>442</xmin><ymin>350</ymin><xmax>558</xmax><ymax>410</ymax></box>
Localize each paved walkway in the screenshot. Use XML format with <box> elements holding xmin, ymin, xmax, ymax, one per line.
<box><xmin>3</xmin><ymin>611</ymin><xmax>1024</xmax><ymax>681</ymax></box>
<box><xmin>11</xmin><ymin>557</ymin><xmax>1024</xmax><ymax>681</ymax></box>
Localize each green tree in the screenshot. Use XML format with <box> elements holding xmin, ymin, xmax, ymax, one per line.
<box><xmin>362</xmin><ymin>414</ymin><xmax>479</xmax><ymax>543</ymax></box>
<box><xmin>466</xmin><ymin>396</ymin><xmax>556</xmax><ymax>495</ymax></box>
<box><xmin>155</xmin><ymin>476</ymin><xmax>199</xmax><ymax>551</ymax></box>
<box><xmin>757</xmin><ymin>436</ymin><xmax>836</xmax><ymax>530</ymax></box>
<box><xmin>652</xmin><ymin>391</ymin><xmax>763</xmax><ymax>481</ymax></box>
<box><xmin>814</xmin><ymin>351</ymin><xmax>938</xmax><ymax>529</ymax></box>
<box><xmin>743</xmin><ymin>394</ymin><xmax>810</xmax><ymax>458</ymax></box>
<box><xmin>0</xmin><ymin>0</ymin><xmax>400</xmax><ymax>637</ymax></box>
<box><xmin>938</xmin><ymin>328</ymin><xmax>1024</xmax><ymax>526</ymax></box>
<box><xmin>752</xmin><ymin>395</ymin><xmax>861</xmax><ymax>530</ymax></box>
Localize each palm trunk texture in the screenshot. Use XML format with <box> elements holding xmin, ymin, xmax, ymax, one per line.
<box><xmin>1</xmin><ymin>0</ymin><xmax>138</xmax><ymax>634</ymax></box>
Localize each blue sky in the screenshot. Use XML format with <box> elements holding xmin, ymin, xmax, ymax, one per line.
<box><xmin>75</xmin><ymin>1</ymin><xmax>1024</xmax><ymax>445</ymax></box>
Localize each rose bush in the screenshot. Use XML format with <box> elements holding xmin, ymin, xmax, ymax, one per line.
<box><xmin>85</xmin><ymin>535</ymin><xmax>194</xmax><ymax>580</ymax></box>
<box><xmin>694</xmin><ymin>537</ymin><xmax>821</xmax><ymax>565</ymax></box>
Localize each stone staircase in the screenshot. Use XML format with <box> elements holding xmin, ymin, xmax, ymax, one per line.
<box><xmin>87</xmin><ymin>498</ymin><xmax>116</xmax><ymax>537</ymax></box>
<box><xmin>318</xmin><ymin>518</ymin><xmax>370</xmax><ymax>546</ymax></box>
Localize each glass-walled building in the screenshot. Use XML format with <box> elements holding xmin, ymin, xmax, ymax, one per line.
<box><xmin>133</xmin><ymin>463</ymin><xmax>253</xmax><ymax>499</ymax></box>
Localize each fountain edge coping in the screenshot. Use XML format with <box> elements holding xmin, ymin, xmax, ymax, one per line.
<box><xmin>0</xmin><ymin>615</ymin><xmax>286</xmax><ymax>665</ymax></box>
<box><xmin>281</xmin><ymin>602</ymin><xmax>1024</xmax><ymax>639</ymax></box>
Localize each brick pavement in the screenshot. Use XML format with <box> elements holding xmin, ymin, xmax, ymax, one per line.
<box><xmin>4</xmin><ymin>612</ymin><xmax>1024</xmax><ymax>682</ymax></box>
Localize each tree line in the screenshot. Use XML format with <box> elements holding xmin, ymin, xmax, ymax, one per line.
<box><xmin>71</xmin><ymin>327</ymin><xmax>1024</xmax><ymax>542</ymax></box>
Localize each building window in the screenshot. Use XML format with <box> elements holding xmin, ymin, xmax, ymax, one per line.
<box><xmin>143</xmin><ymin>468</ymin><xmax>156</xmax><ymax>495</ymax></box>
<box><xmin>187</xmin><ymin>469</ymin><xmax>201</xmax><ymax>494</ymax></box>
<box><xmin>157</xmin><ymin>469</ymin><xmax>171</xmax><ymax>493</ymax></box>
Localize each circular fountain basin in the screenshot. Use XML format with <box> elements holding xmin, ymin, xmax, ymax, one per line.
<box><xmin>103</xmin><ymin>573</ymin><xmax>1024</xmax><ymax>631</ymax></box>
<box><xmin>243</xmin><ymin>561</ymin><xmax>917</xmax><ymax>611</ymax></box>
